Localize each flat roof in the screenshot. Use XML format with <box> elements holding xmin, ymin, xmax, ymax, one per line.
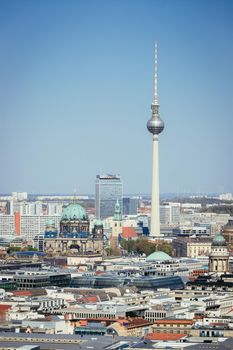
<box><xmin>0</xmin><ymin>332</ymin><xmax>138</xmax><ymax>350</ymax></box>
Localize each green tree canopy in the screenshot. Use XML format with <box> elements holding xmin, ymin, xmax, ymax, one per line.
<box><xmin>121</xmin><ymin>237</ymin><xmax>172</xmax><ymax>257</ymax></box>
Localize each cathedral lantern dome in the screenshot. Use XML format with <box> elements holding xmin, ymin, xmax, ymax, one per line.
<box><xmin>94</xmin><ymin>219</ymin><xmax>103</xmax><ymax>226</ymax></box>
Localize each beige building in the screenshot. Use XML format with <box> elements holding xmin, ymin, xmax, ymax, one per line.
<box><xmin>108</xmin><ymin>318</ymin><xmax>152</xmax><ymax>337</ymax></box>
<box><xmin>151</xmin><ymin>319</ymin><xmax>195</xmax><ymax>336</ymax></box>
<box><xmin>187</xmin><ymin>239</ymin><xmax>212</xmax><ymax>258</ymax></box>
<box><xmin>173</xmin><ymin>237</ymin><xmax>211</xmax><ymax>258</ymax></box>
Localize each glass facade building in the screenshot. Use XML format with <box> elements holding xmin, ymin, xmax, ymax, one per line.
<box><xmin>123</xmin><ymin>197</ymin><xmax>139</xmax><ymax>215</ymax></box>
<box><xmin>95</xmin><ymin>175</ymin><xmax>123</xmax><ymax>219</ymax></box>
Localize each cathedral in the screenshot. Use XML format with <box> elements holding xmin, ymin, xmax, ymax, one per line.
<box><xmin>209</xmin><ymin>231</ymin><xmax>229</xmax><ymax>275</ymax></box>
<box><xmin>43</xmin><ymin>202</ymin><xmax>104</xmax><ymax>256</ymax></box>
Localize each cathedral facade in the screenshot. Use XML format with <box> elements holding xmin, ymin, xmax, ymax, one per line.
<box><xmin>43</xmin><ymin>203</ymin><xmax>104</xmax><ymax>256</ymax></box>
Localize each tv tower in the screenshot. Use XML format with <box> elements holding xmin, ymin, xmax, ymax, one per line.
<box><xmin>147</xmin><ymin>43</ymin><xmax>165</xmax><ymax>237</ymax></box>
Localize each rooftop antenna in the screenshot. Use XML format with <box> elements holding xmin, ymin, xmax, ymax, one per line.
<box><xmin>153</xmin><ymin>42</ymin><xmax>158</xmax><ymax>106</ymax></box>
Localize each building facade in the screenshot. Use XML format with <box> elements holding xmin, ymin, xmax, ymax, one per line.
<box><xmin>160</xmin><ymin>203</ymin><xmax>181</xmax><ymax>225</ymax></box>
<box><xmin>123</xmin><ymin>197</ymin><xmax>139</xmax><ymax>215</ymax></box>
<box><xmin>95</xmin><ymin>175</ymin><xmax>123</xmax><ymax>219</ymax></box>
<box><xmin>173</xmin><ymin>237</ymin><xmax>212</xmax><ymax>258</ymax></box>
<box><xmin>209</xmin><ymin>232</ymin><xmax>229</xmax><ymax>275</ymax></box>
<box><xmin>43</xmin><ymin>203</ymin><xmax>104</xmax><ymax>256</ymax></box>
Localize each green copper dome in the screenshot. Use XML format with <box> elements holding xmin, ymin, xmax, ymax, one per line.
<box><xmin>61</xmin><ymin>203</ymin><xmax>87</xmax><ymax>221</ymax></box>
<box><xmin>146</xmin><ymin>251</ymin><xmax>172</xmax><ymax>262</ymax></box>
<box><xmin>212</xmin><ymin>232</ymin><xmax>227</xmax><ymax>246</ymax></box>
<box><xmin>94</xmin><ymin>219</ymin><xmax>103</xmax><ymax>226</ymax></box>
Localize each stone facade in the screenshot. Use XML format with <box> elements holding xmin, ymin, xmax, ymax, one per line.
<box><xmin>209</xmin><ymin>233</ymin><xmax>229</xmax><ymax>275</ymax></box>
<box><xmin>43</xmin><ymin>203</ymin><xmax>104</xmax><ymax>256</ymax></box>
<box><xmin>173</xmin><ymin>237</ymin><xmax>211</xmax><ymax>258</ymax></box>
<box><xmin>44</xmin><ymin>237</ymin><xmax>103</xmax><ymax>255</ymax></box>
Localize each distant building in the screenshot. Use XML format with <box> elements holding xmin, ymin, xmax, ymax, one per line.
<box><xmin>0</xmin><ymin>214</ymin><xmax>61</xmax><ymax>241</ymax></box>
<box><xmin>12</xmin><ymin>192</ymin><xmax>28</xmax><ymax>201</ymax></box>
<box><xmin>173</xmin><ymin>225</ymin><xmax>210</xmax><ymax>237</ymax></box>
<box><xmin>219</xmin><ymin>193</ymin><xmax>233</xmax><ymax>201</ymax></box>
<box><xmin>160</xmin><ymin>203</ymin><xmax>180</xmax><ymax>224</ymax></box>
<box><xmin>122</xmin><ymin>197</ymin><xmax>138</xmax><ymax>215</ymax></box>
<box><xmin>0</xmin><ymin>215</ymin><xmax>15</xmax><ymax>238</ymax></box>
<box><xmin>95</xmin><ymin>174</ymin><xmax>123</xmax><ymax>219</ymax></box>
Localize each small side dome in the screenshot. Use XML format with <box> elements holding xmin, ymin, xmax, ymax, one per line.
<box><xmin>94</xmin><ymin>219</ymin><xmax>103</xmax><ymax>226</ymax></box>
<box><xmin>46</xmin><ymin>219</ymin><xmax>55</xmax><ymax>226</ymax></box>
<box><xmin>146</xmin><ymin>251</ymin><xmax>172</xmax><ymax>262</ymax></box>
<box><xmin>212</xmin><ymin>232</ymin><xmax>227</xmax><ymax>247</ymax></box>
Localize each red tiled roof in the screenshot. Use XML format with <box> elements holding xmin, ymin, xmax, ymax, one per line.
<box><xmin>121</xmin><ymin>227</ymin><xmax>138</xmax><ymax>239</ymax></box>
<box><xmin>0</xmin><ymin>305</ymin><xmax>12</xmax><ymax>312</ymax></box>
<box><xmin>12</xmin><ymin>291</ymin><xmax>32</xmax><ymax>296</ymax></box>
<box><xmin>77</xmin><ymin>296</ymin><xmax>99</xmax><ymax>304</ymax></box>
<box><xmin>145</xmin><ymin>332</ymin><xmax>186</xmax><ymax>341</ymax></box>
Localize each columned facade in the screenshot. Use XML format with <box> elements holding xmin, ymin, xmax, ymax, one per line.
<box><xmin>209</xmin><ymin>232</ymin><xmax>229</xmax><ymax>275</ymax></box>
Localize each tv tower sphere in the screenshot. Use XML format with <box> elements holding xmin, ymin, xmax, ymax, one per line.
<box><xmin>147</xmin><ymin>106</ymin><xmax>164</xmax><ymax>135</ymax></box>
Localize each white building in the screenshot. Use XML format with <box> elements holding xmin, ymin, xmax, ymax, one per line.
<box><xmin>0</xmin><ymin>214</ymin><xmax>61</xmax><ymax>241</ymax></box>
<box><xmin>47</xmin><ymin>202</ymin><xmax>64</xmax><ymax>215</ymax></box>
<box><xmin>160</xmin><ymin>203</ymin><xmax>181</xmax><ymax>225</ymax></box>
<box><xmin>20</xmin><ymin>215</ymin><xmax>61</xmax><ymax>241</ymax></box>
<box><xmin>0</xmin><ymin>215</ymin><xmax>15</xmax><ymax>237</ymax></box>
<box><xmin>12</xmin><ymin>192</ymin><xmax>28</xmax><ymax>201</ymax></box>
<box><xmin>219</xmin><ymin>193</ymin><xmax>233</xmax><ymax>201</ymax></box>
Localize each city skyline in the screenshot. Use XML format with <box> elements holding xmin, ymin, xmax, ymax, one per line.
<box><xmin>1</xmin><ymin>0</ymin><xmax>232</xmax><ymax>194</ymax></box>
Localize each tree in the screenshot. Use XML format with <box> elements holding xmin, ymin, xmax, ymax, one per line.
<box><xmin>23</xmin><ymin>246</ymin><xmax>38</xmax><ymax>252</ymax></box>
<box><xmin>120</xmin><ymin>237</ymin><xmax>172</xmax><ymax>257</ymax></box>
<box><xmin>7</xmin><ymin>246</ymin><xmax>21</xmax><ymax>254</ymax></box>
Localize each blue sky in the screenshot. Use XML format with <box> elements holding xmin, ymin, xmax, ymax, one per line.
<box><xmin>0</xmin><ymin>0</ymin><xmax>232</xmax><ymax>194</ymax></box>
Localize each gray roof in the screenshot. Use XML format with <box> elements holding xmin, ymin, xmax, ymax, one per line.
<box><xmin>0</xmin><ymin>332</ymin><xmax>139</xmax><ymax>350</ymax></box>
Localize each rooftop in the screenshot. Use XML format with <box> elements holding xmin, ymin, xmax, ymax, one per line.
<box><xmin>145</xmin><ymin>332</ymin><xmax>186</xmax><ymax>341</ymax></box>
<box><xmin>153</xmin><ymin>319</ymin><xmax>194</xmax><ymax>325</ymax></box>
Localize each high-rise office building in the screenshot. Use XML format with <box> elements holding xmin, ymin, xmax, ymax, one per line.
<box><xmin>147</xmin><ymin>44</ymin><xmax>165</xmax><ymax>236</ymax></box>
<box><xmin>123</xmin><ymin>197</ymin><xmax>139</xmax><ymax>215</ymax></box>
<box><xmin>95</xmin><ymin>174</ymin><xmax>123</xmax><ymax>219</ymax></box>
<box><xmin>160</xmin><ymin>203</ymin><xmax>181</xmax><ymax>225</ymax></box>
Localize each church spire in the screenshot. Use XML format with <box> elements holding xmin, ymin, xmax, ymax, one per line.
<box><xmin>114</xmin><ymin>200</ymin><xmax>122</xmax><ymax>221</ymax></box>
